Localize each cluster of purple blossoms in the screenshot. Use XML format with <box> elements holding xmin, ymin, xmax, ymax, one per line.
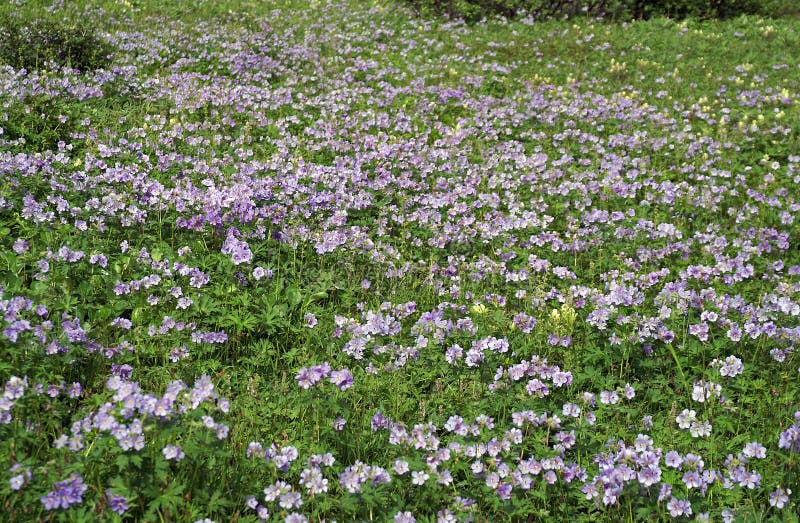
<box><xmin>40</xmin><ymin>473</ymin><xmax>87</xmax><ymax>510</ymax></box>
<box><xmin>50</xmin><ymin>374</ymin><xmax>228</xmax><ymax>457</ymax></box>
<box><xmin>583</xmin><ymin>436</ymin><xmax>663</xmax><ymax>506</ymax></box>
<box><xmin>711</xmin><ymin>355</ymin><xmax>744</xmax><ymax>377</ymax></box>
<box><xmin>295</xmin><ymin>362</ymin><xmax>353</xmax><ymax>391</ymax></box>
<box><xmin>298</xmin><ymin>453</ymin><xmax>335</xmax><ymax>496</ymax></box>
<box><xmin>338</xmin><ymin>461</ymin><xmax>392</xmax><ymax>493</ymax></box>
<box><xmin>488</xmin><ymin>354</ymin><xmax>574</xmax><ymax>395</ymax></box>
<box><xmin>221</xmin><ymin>231</ymin><xmax>253</xmax><ymax>265</ymax></box>
<box><xmin>778</xmin><ymin>411</ymin><xmax>800</xmax><ymax>453</ymax></box>
<box><xmin>1</xmin><ymin>376</ymin><xmax>27</xmax><ymax>424</ymax></box>
<box><xmin>247</xmin><ymin>441</ymin><xmax>301</xmax><ymax>472</ymax></box>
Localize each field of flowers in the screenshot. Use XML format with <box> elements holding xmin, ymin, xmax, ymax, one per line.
<box><xmin>1</xmin><ymin>0</ymin><xmax>800</xmax><ymax>521</ymax></box>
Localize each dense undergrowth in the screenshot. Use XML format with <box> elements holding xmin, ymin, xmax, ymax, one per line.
<box><xmin>402</xmin><ymin>0</ymin><xmax>800</xmax><ymax>23</ymax></box>
<box><xmin>1</xmin><ymin>0</ymin><xmax>800</xmax><ymax>521</ymax></box>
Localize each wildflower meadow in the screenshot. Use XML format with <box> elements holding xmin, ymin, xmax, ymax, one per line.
<box><xmin>1</xmin><ymin>0</ymin><xmax>800</xmax><ymax>521</ymax></box>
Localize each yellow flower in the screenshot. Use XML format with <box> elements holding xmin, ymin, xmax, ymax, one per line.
<box><xmin>471</xmin><ymin>303</ymin><xmax>487</xmax><ymax>315</ymax></box>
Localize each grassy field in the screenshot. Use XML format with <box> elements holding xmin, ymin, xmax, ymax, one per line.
<box><xmin>1</xmin><ymin>1</ymin><xmax>800</xmax><ymax>521</ymax></box>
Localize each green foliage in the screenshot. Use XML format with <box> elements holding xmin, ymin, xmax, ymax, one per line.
<box><xmin>1</xmin><ymin>0</ymin><xmax>800</xmax><ymax>521</ymax></box>
<box><xmin>632</xmin><ymin>0</ymin><xmax>762</xmax><ymax>19</ymax></box>
<box><xmin>0</xmin><ymin>14</ymin><xmax>113</xmax><ymax>71</ymax></box>
<box><xmin>403</xmin><ymin>0</ymin><xmax>787</xmax><ymax>21</ymax></box>
<box><xmin>1</xmin><ymin>95</ymin><xmax>79</xmax><ymax>152</ymax></box>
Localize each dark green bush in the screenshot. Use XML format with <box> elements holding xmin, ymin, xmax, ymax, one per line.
<box><xmin>403</xmin><ymin>0</ymin><xmax>782</xmax><ymax>21</ymax></box>
<box><xmin>0</xmin><ymin>15</ymin><xmax>113</xmax><ymax>71</ymax></box>
<box><xmin>632</xmin><ymin>0</ymin><xmax>762</xmax><ymax>19</ymax></box>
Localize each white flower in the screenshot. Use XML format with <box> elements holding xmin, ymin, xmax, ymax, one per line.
<box><xmin>676</xmin><ymin>409</ymin><xmax>696</xmax><ymax>429</ymax></box>
<box><xmin>692</xmin><ymin>383</ymin><xmax>706</xmax><ymax>403</ymax></box>
<box><xmin>411</xmin><ymin>470</ymin><xmax>429</xmax><ymax>485</ymax></box>
<box><xmin>689</xmin><ymin>420</ymin><xmax>712</xmax><ymax>438</ymax></box>
<box><xmin>394</xmin><ymin>460</ymin><xmax>409</xmax><ymax>475</ymax></box>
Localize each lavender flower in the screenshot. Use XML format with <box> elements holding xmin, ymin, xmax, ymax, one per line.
<box><xmin>394</xmin><ymin>511</ymin><xmax>416</xmax><ymax>523</ymax></box>
<box><xmin>162</xmin><ymin>444</ymin><xmax>185</xmax><ymax>461</ymax></box>
<box><xmin>106</xmin><ymin>490</ymin><xmax>129</xmax><ymax>515</ymax></box>
<box><xmin>41</xmin><ymin>473</ymin><xmax>87</xmax><ymax>510</ymax></box>
<box><xmin>330</xmin><ymin>369</ymin><xmax>354</xmax><ymax>391</ymax></box>
<box><xmin>769</xmin><ymin>487</ymin><xmax>791</xmax><ymax>508</ymax></box>
<box><xmin>12</xmin><ymin>239</ymin><xmax>29</xmax><ymax>254</ymax></box>
<box><xmin>333</xmin><ymin>416</ymin><xmax>346</xmax><ymax>431</ymax></box>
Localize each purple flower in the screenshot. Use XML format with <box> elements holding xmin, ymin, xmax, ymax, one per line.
<box><xmin>742</xmin><ymin>442</ymin><xmax>766</xmax><ymax>459</ymax></box>
<box><xmin>106</xmin><ymin>490</ymin><xmax>129</xmax><ymax>515</ymax></box>
<box><xmin>330</xmin><ymin>369</ymin><xmax>353</xmax><ymax>391</ymax></box>
<box><xmin>778</xmin><ymin>421</ymin><xmax>800</xmax><ymax>452</ymax></box>
<box><xmin>333</xmin><ymin>416</ymin><xmax>346</xmax><ymax>431</ymax></box>
<box><xmin>682</xmin><ymin>470</ymin><xmax>702</xmax><ymax>489</ymax></box>
<box><xmin>657</xmin><ymin>483</ymin><xmax>672</xmax><ymax>502</ymax></box>
<box><xmin>637</xmin><ymin>466</ymin><xmax>661</xmax><ymax>487</ymax></box>
<box><xmin>9</xmin><ymin>474</ymin><xmax>26</xmax><ymax>490</ymax></box>
<box><xmin>411</xmin><ymin>470</ymin><xmax>429</xmax><ymax>485</ymax></box>
<box><xmin>89</xmin><ymin>254</ymin><xmax>108</xmax><ymax>267</ymax></box>
<box><xmin>61</xmin><ymin>318</ymin><xmax>87</xmax><ymax>343</ymax></box>
<box><xmin>666</xmin><ymin>497</ymin><xmax>692</xmax><ymax>517</ymax></box>
<box><xmin>41</xmin><ymin>473</ymin><xmax>87</xmax><ymax>510</ymax></box>
<box><xmin>299</xmin><ymin>467</ymin><xmax>329</xmax><ymax>495</ymax></box>
<box><xmin>552</xmin><ymin>371</ymin><xmax>572</xmax><ymax>387</ymax></box>
<box><xmin>599</xmin><ymin>390</ymin><xmax>619</xmax><ymax>405</ymax></box>
<box><xmin>221</xmin><ymin>233</ymin><xmax>253</xmax><ymax>265</ymax></box>
<box><xmin>279</xmin><ymin>490</ymin><xmax>302</xmax><ymax>509</ymax></box>
<box><xmin>295</xmin><ymin>367</ymin><xmax>317</xmax><ymax>389</ymax></box>
<box><xmin>623</xmin><ymin>383</ymin><xmax>635</xmax><ymax>399</ymax></box>
<box><xmin>9</xmin><ymin>465</ymin><xmax>31</xmax><ymax>491</ymax></box>
<box><xmin>769</xmin><ymin>487</ymin><xmax>791</xmax><ymax>508</ymax></box>
<box><xmin>394</xmin><ymin>460</ymin><xmax>409</xmax><ymax>475</ymax></box>
<box><xmin>163</xmin><ymin>445</ymin><xmax>185</xmax><ymax>461</ymax></box>
<box><xmin>371</xmin><ymin>412</ymin><xmax>389</xmax><ymax>430</ymax></box>
<box><xmin>394</xmin><ymin>511</ymin><xmax>416</xmax><ymax>523</ymax></box>
<box><xmin>12</xmin><ymin>239</ymin><xmax>29</xmax><ymax>254</ymax></box>
<box><xmin>252</xmin><ymin>266</ymin><xmax>273</xmax><ymax>280</ymax></box>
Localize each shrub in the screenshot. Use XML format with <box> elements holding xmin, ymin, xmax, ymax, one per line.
<box><xmin>632</xmin><ymin>0</ymin><xmax>762</xmax><ymax>19</ymax></box>
<box><xmin>403</xmin><ymin>0</ymin><xmax>779</xmax><ymax>21</ymax></box>
<box><xmin>0</xmin><ymin>15</ymin><xmax>113</xmax><ymax>71</ymax></box>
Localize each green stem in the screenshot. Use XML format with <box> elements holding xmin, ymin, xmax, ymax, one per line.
<box><xmin>666</xmin><ymin>342</ymin><xmax>687</xmax><ymax>387</ymax></box>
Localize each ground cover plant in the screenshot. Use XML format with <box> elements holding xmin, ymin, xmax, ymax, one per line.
<box><xmin>1</xmin><ymin>0</ymin><xmax>800</xmax><ymax>521</ymax></box>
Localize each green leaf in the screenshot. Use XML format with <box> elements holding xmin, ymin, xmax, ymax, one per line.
<box><xmin>285</xmin><ymin>286</ymin><xmax>303</xmax><ymax>307</ymax></box>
